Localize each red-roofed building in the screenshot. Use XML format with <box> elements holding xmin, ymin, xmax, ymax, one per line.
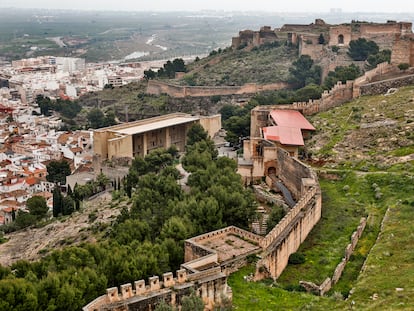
<box><xmin>238</xmin><ymin>106</ymin><xmax>315</xmax><ymax>183</ymax></box>
<box><xmin>269</xmin><ymin>110</ymin><xmax>315</xmax><ymax>131</ymax></box>
<box><xmin>260</xmin><ymin>109</ymin><xmax>316</xmax><ymax>157</ymax></box>
<box><xmin>0</xmin><ymin>104</ymin><xmax>14</xmax><ymax>114</ymax></box>
<box><xmin>1</xmin><ymin>206</ymin><xmax>19</xmax><ymax>225</ymax></box>
<box><xmin>263</xmin><ymin>126</ymin><xmax>305</xmax><ymax>146</ymax></box>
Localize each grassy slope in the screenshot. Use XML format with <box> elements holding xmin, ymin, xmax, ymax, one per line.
<box><xmin>230</xmin><ymin>86</ymin><xmax>414</xmax><ymax>310</ymax></box>
<box><xmin>181</xmin><ymin>44</ymin><xmax>296</xmax><ymax>86</ymax></box>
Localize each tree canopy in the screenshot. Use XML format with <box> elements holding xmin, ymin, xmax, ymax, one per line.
<box><xmin>323</xmin><ymin>64</ymin><xmax>362</xmax><ymax>89</ymax></box>
<box><xmin>347</xmin><ymin>38</ymin><xmax>379</xmax><ymax>61</ymax></box>
<box><xmin>87</xmin><ymin>108</ymin><xmax>116</xmax><ymax>129</ymax></box>
<box><xmin>35</xmin><ymin>95</ymin><xmax>81</xmax><ymax>120</ymax></box>
<box><xmin>46</xmin><ymin>160</ymin><xmax>71</xmax><ymax>185</ymax></box>
<box><xmin>144</xmin><ymin>58</ymin><xmax>187</xmax><ymax>79</ymax></box>
<box><xmin>26</xmin><ymin>196</ymin><xmax>48</xmax><ymax>219</ymax></box>
<box><xmin>288</xmin><ymin>55</ymin><xmax>321</xmax><ymax>89</ymax></box>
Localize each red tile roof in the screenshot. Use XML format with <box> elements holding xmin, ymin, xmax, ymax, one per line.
<box><xmin>25</xmin><ymin>177</ymin><xmax>39</xmax><ymax>186</ymax></box>
<box><xmin>263</xmin><ymin>126</ymin><xmax>305</xmax><ymax>146</ymax></box>
<box><xmin>3</xmin><ymin>206</ymin><xmax>19</xmax><ymax>213</ymax></box>
<box><xmin>269</xmin><ymin>110</ymin><xmax>315</xmax><ymax>131</ymax></box>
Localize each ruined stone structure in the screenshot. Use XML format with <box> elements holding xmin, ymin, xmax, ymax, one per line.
<box><xmin>84</xmin><ymin>145</ymin><xmax>322</xmax><ymax>311</ymax></box>
<box><xmin>390</xmin><ymin>34</ymin><xmax>414</xmax><ymax>67</ymax></box>
<box><xmin>93</xmin><ymin>113</ymin><xmax>221</xmax><ymax>160</ymax></box>
<box><xmin>300</xmin><ymin>217</ymin><xmax>367</xmax><ymax>296</ymax></box>
<box><xmin>231</xmin><ymin>26</ymin><xmax>278</xmax><ymax>50</ymax></box>
<box><xmin>328</xmin><ymin>21</ymin><xmax>412</xmax><ymax>49</ymax></box>
<box><xmin>280</xmin><ymin>19</ymin><xmax>414</xmax><ymax>73</ymax></box>
<box><xmin>146</xmin><ymin>80</ymin><xmax>288</xmax><ymax>98</ymax></box>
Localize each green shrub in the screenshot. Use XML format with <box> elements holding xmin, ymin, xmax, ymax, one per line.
<box><xmin>398</xmin><ymin>63</ymin><xmax>410</xmax><ymax>71</ymax></box>
<box><xmin>288</xmin><ymin>252</ymin><xmax>306</xmax><ymax>264</ymax></box>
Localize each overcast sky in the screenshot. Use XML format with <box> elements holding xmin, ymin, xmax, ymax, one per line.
<box><xmin>0</xmin><ymin>0</ymin><xmax>413</xmax><ymax>13</ymax></box>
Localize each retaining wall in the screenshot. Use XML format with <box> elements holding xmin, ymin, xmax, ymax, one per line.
<box><xmin>146</xmin><ymin>80</ymin><xmax>288</xmax><ymax>98</ymax></box>
<box><xmin>301</xmin><ymin>217</ymin><xmax>367</xmax><ymax>296</ymax></box>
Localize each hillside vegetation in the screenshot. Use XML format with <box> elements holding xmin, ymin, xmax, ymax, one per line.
<box><xmin>181</xmin><ymin>43</ymin><xmax>297</xmax><ymax>86</ymax></box>
<box><xmin>230</xmin><ymin>86</ymin><xmax>414</xmax><ymax>310</ymax></box>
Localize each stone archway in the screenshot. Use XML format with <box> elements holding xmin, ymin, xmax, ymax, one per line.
<box><xmin>267</xmin><ymin>166</ymin><xmax>276</xmax><ymax>176</ymax></box>
<box><xmin>338</xmin><ymin>34</ymin><xmax>344</xmax><ymax>45</ymax></box>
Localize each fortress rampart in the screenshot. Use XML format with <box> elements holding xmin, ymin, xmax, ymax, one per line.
<box><xmin>359</xmin><ymin>73</ymin><xmax>414</xmax><ymax>96</ymax></box>
<box><xmin>146</xmin><ymin>80</ymin><xmax>288</xmax><ymax>98</ymax></box>
<box><xmin>83</xmin><ymin>268</ymin><xmax>230</xmax><ymax>311</ymax></box>
<box><xmin>254</xmin><ymin>148</ymin><xmax>322</xmax><ymax>280</ymax></box>
<box><xmin>84</xmin><ymin>147</ymin><xmax>322</xmax><ymax>311</ymax></box>
<box><xmin>84</xmin><ymin>59</ymin><xmax>412</xmax><ymax>311</ymax></box>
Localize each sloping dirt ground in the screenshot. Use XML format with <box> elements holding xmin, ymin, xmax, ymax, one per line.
<box><xmin>0</xmin><ymin>192</ymin><xmax>121</xmax><ymax>266</ymax></box>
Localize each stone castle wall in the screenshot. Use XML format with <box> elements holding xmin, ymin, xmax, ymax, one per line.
<box><xmin>301</xmin><ymin>217</ymin><xmax>367</xmax><ymax>296</ymax></box>
<box><xmin>391</xmin><ymin>35</ymin><xmax>414</xmax><ymax>66</ymax></box>
<box><xmin>256</xmin><ymin>185</ymin><xmax>322</xmax><ymax>280</ymax></box>
<box><xmin>276</xmin><ymin>148</ymin><xmax>315</xmax><ymax>199</ymax></box>
<box><xmin>83</xmin><ymin>269</ymin><xmax>230</xmax><ymax>311</ymax></box>
<box><xmin>146</xmin><ymin>80</ymin><xmax>288</xmax><ymax>98</ymax></box>
<box><xmin>270</xmin><ymin>62</ymin><xmax>396</xmax><ymax>115</ymax></box>
<box><xmin>359</xmin><ymin>73</ymin><xmax>414</xmax><ymax>96</ymax></box>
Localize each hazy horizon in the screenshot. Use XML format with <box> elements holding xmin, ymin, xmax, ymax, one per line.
<box><xmin>0</xmin><ymin>0</ymin><xmax>413</xmax><ymax>13</ymax></box>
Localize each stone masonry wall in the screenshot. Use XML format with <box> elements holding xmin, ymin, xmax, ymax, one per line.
<box><xmin>276</xmin><ymin>148</ymin><xmax>314</xmax><ymax>199</ymax></box>
<box><xmin>83</xmin><ymin>269</ymin><xmax>230</xmax><ymax>311</ymax></box>
<box><xmin>359</xmin><ymin>74</ymin><xmax>414</xmax><ymax>96</ymax></box>
<box><xmin>301</xmin><ymin>217</ymin><xmax>367</xmax><ymax>296</ymax></box>
<box><xmin>146</xmin><ymin>80</ymin><xmax>288</xmax><ymax>98</ymax></box>
<box><xmin>256</xmin><ymin>185</ymin><xmax>322</xmax><ymax>279</ymax></box>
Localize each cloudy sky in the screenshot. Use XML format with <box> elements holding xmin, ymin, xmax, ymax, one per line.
<box><xmin>0</xmin><ymin>0</ymin><xmax>413</xmax><ymax>13</ymax></box>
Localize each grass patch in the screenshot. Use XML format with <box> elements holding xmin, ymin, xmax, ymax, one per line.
<box><xmin>389</xmin><ymin>146</ymin><xmax>414</xmax><ymax>157</ymax></box>
<box><xmin>349</xmin><ymin>174</ymin><xmax>414</xmax><ymax>309</ymax></box>
<box><xmin>277</xmin><ymin>172</ymin><xmax>370</xmax><ymax>286</ymax></box>
<box><xmin>228</xmin><ymin>265</ymin><xmax>347</xmax><ymax>310</ymax></box>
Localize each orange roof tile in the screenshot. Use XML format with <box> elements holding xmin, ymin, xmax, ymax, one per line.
<box><xmin>263</xmin><ymin>126</ymin><xmax>305</xmax><ymax>146</ymax></box>
<box><xmin>2</xmin><ymin>206</ymin><xmax>19</xmax><ymax>213</ymax></box>
<box><xmin>269</xmin><ymin>110</ymin><xmax>315</xmax><ymax>131</ymax></box>
<box><xmin>25</xmin><ymin>177</ymin><xmax>39</xmax><ymax>186</ymax></box>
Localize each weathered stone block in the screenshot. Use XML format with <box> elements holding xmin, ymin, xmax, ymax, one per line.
<box><xmin>163</xmin><ymin>272</ymin><xmax>175</xmax><ymax>287</ymax></box>
<box><xmin>177</xmin><ymin>269</ymin><xmax>187</xmax><ymax>284</ymax></box>
<box><xmin>149</xmin><ymin>276</ymin><xmax>160</xmax><ymax>291</ymax></box>
<box><xmin>106</xmin><ymin>287</ymin><xmax>119</xmax><ymax>302</ymax></box>
<box><xmin>134</xmin><ymin>280</ymin><xmax>146</xmax><ymax>295</ymax></box>
<box><xmin>120</xmin><ymin>283</ymin><xmax>133</xmax><ymax>299</ymax></box>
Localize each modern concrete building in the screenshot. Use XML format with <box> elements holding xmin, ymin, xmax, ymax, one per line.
<box><xmin>93</xmin><ymin>113</ymin><xmax>221</xmax><ymax>160</ymax></box>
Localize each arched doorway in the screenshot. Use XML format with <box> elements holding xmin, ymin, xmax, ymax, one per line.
<box><xmin>267</xmin><ymin>167</ymin><xmax>276</xmax><ymax>176</ymax></box>
<box><xmin>338</xmin><ymin>34</ymin><xmax>344</xmax><ymax>45</ymax></box>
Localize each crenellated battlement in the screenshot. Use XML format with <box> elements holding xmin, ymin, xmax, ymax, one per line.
<box><xmin>83</xmin><ymin>269</ymin><xmax>191</xmax><ymax>311</ymax></box>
